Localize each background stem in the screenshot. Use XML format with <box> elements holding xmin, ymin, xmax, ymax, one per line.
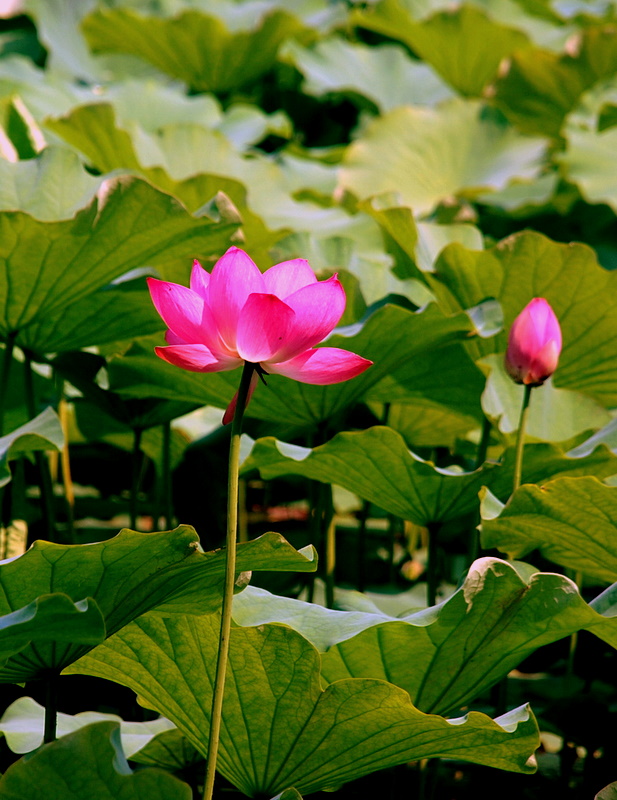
<box><xmin>43</xmin><ymin>674</ymin><xmax>58</xmax><ymax>743</ymax></box>
<box><xmin>427</xmin><ymin>522</ymin><xmax>440</xmax><ymax>607</ymax></box>
<box><xmin>203</xmin><ymin>362</ymin><xmax>254</xmax><ymax>800</ymax></box>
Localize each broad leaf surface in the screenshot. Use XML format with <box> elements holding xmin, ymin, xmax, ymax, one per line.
<box><xmin>430</xmin><ymin>231</ymin><xmax>617</xmax><ymax>405</ymax></box>
<box><xmin>241</xmin><ymin>426</ymin><xmax>498</xmax><ymax>525</ymax></box>
<box><xmin>339</xmin><ymin>100</ymin><xmax>547</xmax><ymax>215</ymax></box>
<box><xmin>68</xmin><ymin>614</ymin><xmax>539</xmax><ymax>796</ymax></box>
<box><xmin>233</xmin><ymin>557</ymin><xmax>617</xmax><ymax>715</ymax></box>
<box><xmin>0</xmin><ymin>528</ymin><xmax>315</xmax><ymax>681</ymax></box>
<box><xmin>82</xmin><ymin>8</ymin><xmax>307</xmax><ymax>92</ymax></box>
<box><xmin>0</xmin><ymin>407</ymin><xmax>63</xmax><ymax>487</ymax></box>
<box><xmin>0</xmin><ymin>721</ymin><xmax>192</xmax><ymax>800</ymax></box>
<box><xmin>481</xmin><ymin>477</ymin><xmax>617</xmax><ymax>580</ymax></box>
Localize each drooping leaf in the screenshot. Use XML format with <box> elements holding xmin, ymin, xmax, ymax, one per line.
<box><xmin>81</xmin><ymin>7</ymin><xmax>307</xmax><ymax>93</ymax></box>
<box><xmin>0</xmin><ymin>696</ymin><xmax>174</xmax><ymax>757</ymax></box>
<box><xmin>353</xmin><ymin>1</ymin><xmax>532</xmax><ymax>97</ymax></box>
<box><xmin>129</xmin><ymin>726</ymin><xmax>200</xmax><ymax>772</ymax></box>
<box><xmin>481</xmin><ymin>476</ymin><xmax>617</xmax><ymax>580</ymax></box>
<box><xmin>110</xmin><ymin>303</ymin><xmax>476</xmax><ymax>429</ymax></box>
<box><xmin>68</xmin><ymin>614</ymin><xmax>539</xmax><ymax>796</ymax></box>
<box><xmin>339</xmin><ymin>99</ymin><xmax>547</xmax><ymax>215</ymax></box>
<box><xmin>429</xmin><ymin>231</ymin><xmax>617</xmax><ymax>406</ymax></box>
<box><xmin>0</xmin><ymin>407</ymin><xmax>63</xmax><ymax>487</ymax></box>
<box><xmin>241</xmin><ymin>426</ymin><xmax>498</xmax><ymax>525</ymax></box>
<box><xmin>233</xmin><ymin>556</ymin><xmax>617</xmax><ymax>715</ymax></box>
<box><xmin>0</xmin><ymin>721</ymin><xmax>192</xmax><ymax>800</ymax></box>
<box><xmin>0</xmin><ymin>527</ymin><xmax>316</xmax><ymax>681</ymax></box>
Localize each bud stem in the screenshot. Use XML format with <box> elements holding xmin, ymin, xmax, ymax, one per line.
<box><xmin>203</xmin><ymin>361</ymin><xmax>255</xmax><ymax>800</ymax></box>
<box><xmin>512</xmin><ymin>384</ymin><xmax>533</xmax><ymax>496</ymax></box>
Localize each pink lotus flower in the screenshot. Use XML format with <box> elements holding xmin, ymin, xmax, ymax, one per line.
<box><xmin>147</xmin><ymin>247</ymin><xmax>372</xmax><ymax>422</ymax></box>
<box><xmin>505</xmin><ymin>298</ymin><xmax>562</xmax><ymax>386</ymax></box>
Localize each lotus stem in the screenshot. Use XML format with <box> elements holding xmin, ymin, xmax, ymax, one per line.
<box><xmin>43</xmin><ymin>673</ymin><xmax>58</xmax><ymax>743</ymax></box>
<box><xmin>427</xmin><ymin>521</ymin><xmax>441</xmax><ymax>607</ymax></box>
<box><xmin>203</xmin><ymin>361</ymin><xmax>255</xmax><ymax>800</ymax></box>
<box><xmin>512</xmin><ymin>384</ymin><xmax>533</xmax><ymax>496</ymax></box>
<box><xmin>0</xmin><ymin>333</ymin><xmax>16</xmax><ymax>438</ymax></box>
<box><xmin>129</xmin><ymin>428</ymin><xmax>144</xmax><ymax>530</ymax></box>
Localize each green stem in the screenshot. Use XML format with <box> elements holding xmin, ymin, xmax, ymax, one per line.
<box><xmin>468</xmin><ymin>416</ymin><xmax>493</xmax><ymax>565</ymax></box>
<box><xmin>43</xmin><ymin>674</ymin><xmax>58</xmax><ymax>743</ymax></box>
<box><xmin>203</xmin><ymin>362</ymin><xmax>255</xmax><ymax>800</ymax></box>
<box><xmin>160</xmin><ymin>421</ymin><xmax>173</xmax><ymax>531</ymax></box>
<box><xmin>356</xmin><ymin>500</ymin><xmax>370</xmax><ymax>593</ymax></box>
<box><xmin>130</xmin><ymin>428</ymin><xmax>144</xmax><ymax>530</ymax></box>
<box><xmin>427</xmin><ymin>522</ymin><xmax>440</xmax><ymax>607</ymax></box>
<box><xmin>0</xmin><ymin>333</ymin><xmax>17</xmax><ymax>438</ymax></box>
<box><xmin>323</xmin><ymin>484</ymin><xmax>335</xmax><ymax>609</ymax></box>
<box><xmin>512</xmin><ymin>384</ymin><xmax>533</xmax><ymax>496</ymax></box>
<box><xmin>24</xmin><ymin>352</ymin><xmax>56</xmax><ymax>541</ymax></box>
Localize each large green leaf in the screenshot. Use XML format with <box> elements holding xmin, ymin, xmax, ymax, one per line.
<box><xmin>241</xmin><ymin>426</ymin><xmax>497</xmax><ymax>525</ymax></box>
<box><xmin>0</xmin><ymin>696</ymin><xmax>174</xmax><ymax>756</ymax></box>
<box><xmin>429</xmin><ymin>231</ymin><xmax>617</xmax><ymax>406</ymax></box>
<box><xmin>0</xmin><ymin>407</ymin><xmax>63</xmax><ymax>487</ymax></box>
<box><xmin>68</xmin><ymin>614</ymin><xmax>539</xmax><ymax>796</ymax></box>
<box><xmin>81</xmin><ymin>8</ymin><xmax>307</xmax><ymax>93</ymax></box>
<box><xmin>282</xmin><ymin>37</ymin><xmax>454</xmax><ymax>110</ymax></box>
<box><xmin>339</xmin><ymin>99</ymin><xmax>547</xmax><ymax>215</ymax></box>
<box><xmin>493</xmin><ymin>25</ymin><xmax>617</xmax><ymax>136</ymax></box>
<box><xmin>0</xmin><ymin>174</ymin><xmax>237</xmax><ymax>352</ymax></box>
<box><xmin>481</xmin><ymin>477</ymin><xmax>617</xmax><ymax>580</ymax></box>
<box><xmin>232</xmin><ymin>556</ymin><xmax>617</xmax><ymax>715</ymax></box>
<box><xmin>0</xmin><ymin>721</ymin><xmax>192</xmax><ymax>800</ymax></box>
<box><xmin>110</xmin><ymin>303</ymin><xmax>476</xmax><ymax>429</ymax></box>
<box><xmin>0</xmin><ymin>528</ymin><xmax>315</xmax><ymax>681</ymax></box>
<box><xmin>353</xmin><ymin>1</ymin><xmax>532</xmax><ymax>96</ymax></box>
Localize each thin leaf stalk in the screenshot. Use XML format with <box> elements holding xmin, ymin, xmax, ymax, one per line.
<box><xmin>426</xmin><ymin>521</ymin><xmax>441</xmax><ymax>607</ymax></box>
<box><xmin>203</xmin><ymin>361</ymin><xmax>255</xmax><ymax>800</ymax></box>
<box><xmin>58</xmin><ymin>397</ymin><xmax>75</xmax><ymax>542</ymax></box>
<box><xmin>130</xmin><ymin>427</ymin><xmax>144</xmax><ymax>530</ymax></box>
<box><xmin>43</xmin><ymin>673</ymin><xmax>58</xmax><ymax>743</ymax></box>
<box><xmin>0</xmin><ymin>333</ymin><xmax>17</xmax><ymax>437</ymax></box>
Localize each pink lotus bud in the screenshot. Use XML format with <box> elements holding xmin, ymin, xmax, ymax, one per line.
<box><xmin>505</xmin><ymin>298</ymin><xmax>562</xmax><ymax>386</ymax></box>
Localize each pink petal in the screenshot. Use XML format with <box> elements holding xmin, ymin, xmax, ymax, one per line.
<box><xmin>236</xmin><ymin>293</ymin><xmax>296</xmax><ymax>363</ymax></box>
<box><xmin>267</xmin><ymin>347</ymin><xmax>373</xmax><ymax>385</ymax></box>
<box><xmin>190</xmin><ymin>259</ymin><xmax>210</xmax><ymax>298</ymax></box>
<box><xmin>222</xmin><ymin>371</ymin><xmax>259</xmax><ymax>425</ymax></box>
<box><xmin>208</xmin><ymin>247</ymin><xmax>266</xmax><ymax>350</ymax></box>
<box><xmin>147</xmin><ymin>278</ymin><xmax>205</xmax><ymax>344</ymax></box>
<box><xmin>154</xmin><ymin>344</ymin><xmax>241</xmax><ymax>373</ymax></box>
<box><xmin>165</xmin><ymin>329</ymin><xmax>186</xmax><ymax>345</ymax></box>
<box><xmin>263</xmin><ymin>259</ymin><xmax>317</xmax><ymax>299</ymax></box>
<box><xmin>505</xmin><ymin>297</ymin><xmax>561</xmax><ymax>386</ymax></box>
<box><xmin>271</xmin><ymin>275</ymin><xmax>346</xmax><ymax>362</ymax></box>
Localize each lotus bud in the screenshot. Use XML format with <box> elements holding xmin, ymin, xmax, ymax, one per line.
<box><xmin>505</xmin><ymin>298</ymin><xmax>562</xmax><ymax>386</ymax></box>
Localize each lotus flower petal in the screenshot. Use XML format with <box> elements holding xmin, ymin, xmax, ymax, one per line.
<box><xmin>154</xmin><ymin>344</ymin><xmax>240</xmax><ymax>373</ymax></box>
<box><xmin>263</xmin><ymin>258</ymin><xmax>317</xmax><ymax>298</ymax></box>
<box><xmin>267</xmin><ymin>347</ymin><xmax>373</xmax><ymax>385</ymax></box>
<box><xmin>236</xmin><ymin>293</ymin><xmax>296</xmax><ymax>363</ymax></box>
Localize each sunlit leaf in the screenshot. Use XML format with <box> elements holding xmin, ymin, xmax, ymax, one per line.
<box><xmin>68</xmin><ymin>614</ymin><xmax>539</xmax><ymax>796</ymax></box>
<box><xmin>339</xmin><ymin>99</ymin><xmax>547</xmax><ymax>215</ymax></box>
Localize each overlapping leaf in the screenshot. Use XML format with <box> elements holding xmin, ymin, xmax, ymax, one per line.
<box><xmin>0</xmin><ymin>721</ymin><xmax>192</xmax><ymax>800</ymax></box>
<box><xmin>0</xmin><ymin>407</ymin><xmax>63</xmax><ymax>487</ymax></box>
<box><xmin>68</xmin><ymin>614</ymin><xmax>539</xmax><ymax>796</ymax></box>
<box><xmin>0</xmin><ymin>527</ymin><xmax>315</xmax><ymax>681</ymax></box>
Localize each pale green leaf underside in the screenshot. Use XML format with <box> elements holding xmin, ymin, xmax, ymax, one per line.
<box><xmin>0</xmin><ymin>407</ymin><xmax>63</xmax><ymax>487</ymax></box>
